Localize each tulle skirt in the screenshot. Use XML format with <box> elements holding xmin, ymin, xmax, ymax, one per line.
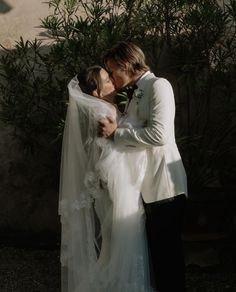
<box><xmin>60</xmin><ymin>139</ymin><xmax>153</xmax><ymax>292</ymax></box>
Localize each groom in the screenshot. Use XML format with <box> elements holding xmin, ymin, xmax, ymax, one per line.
<box><xmin>98</xmin><ymin>41</ymin><xmax>187</xmax><ymax>292</ymax></box>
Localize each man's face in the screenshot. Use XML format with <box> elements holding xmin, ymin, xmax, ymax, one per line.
<box><xmin>106</xmin><ymin>60</ymin><xmax>131</xmax><ymax>90</ymax></box>
<box><xmin>99</xmin><ymin>68</ymin><xmax>116</xmax><ymax>99</ymax></box>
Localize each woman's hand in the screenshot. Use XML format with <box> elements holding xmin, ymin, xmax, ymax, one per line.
<box><xmin>98</xmin><ymin>116</ymin><xmax>117</xmax><ymax>138</ymax></box>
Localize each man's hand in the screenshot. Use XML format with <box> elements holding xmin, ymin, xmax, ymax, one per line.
<box><xmin>98</xmin><ymin>116</ymin><xmax>117</xmax><ymax>138</ymax></box>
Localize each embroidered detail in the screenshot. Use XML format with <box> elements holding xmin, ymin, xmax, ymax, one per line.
<box><xmin>84</xmin><ymin>171</ymin><xmax>101</xmax><ymax>198</ymax></box>
<box><xmin>59</xmin><ymin>197</ymin><xmax>94</xmax><ymax>216</ymax></box>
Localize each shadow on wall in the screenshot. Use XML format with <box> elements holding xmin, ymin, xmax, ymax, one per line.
<box><xmin>0</xmin><ymin>0</ymin><xmax>12</xmax><ymax>13</ymax></box>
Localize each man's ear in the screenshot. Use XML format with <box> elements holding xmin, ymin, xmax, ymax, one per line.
<box><xmin>122</xmin><ymin>62</ymin><xmax>132</xmax><ymax>76</ymax></box>
<box><xmin>122</xmin><ymin>62</ymin><xmax>129</xmax><ymax>71</ymax></box>
<box><xmin>92</xmin><ymin>89</ymin><xmax>99</xmax><ymax>97</ymax></box>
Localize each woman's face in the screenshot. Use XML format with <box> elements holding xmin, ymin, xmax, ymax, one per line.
<box><xmin>98</xmin><ymin>68</ymin><xmax>116</xmax><ymax>100</ymax></box>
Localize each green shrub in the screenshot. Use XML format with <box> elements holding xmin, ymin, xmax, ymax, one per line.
<box><xmin>0</xmin><ymin>0</ymin><xmax>236</xmax><ymax>191</ymax></box>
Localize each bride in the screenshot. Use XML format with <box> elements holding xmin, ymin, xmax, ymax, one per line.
<box><xmin>59</xmin><ymin>65</ymin><xmax>152</xmax><ymax>292</ymax></box>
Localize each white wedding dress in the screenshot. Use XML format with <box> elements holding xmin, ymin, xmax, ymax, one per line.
<box><xmin>59</xmin><ymin>77</ymin><xmax>152</xmax><ymax>292</ymax></box>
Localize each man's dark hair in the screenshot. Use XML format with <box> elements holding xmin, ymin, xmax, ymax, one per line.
<box><xmin>103</xmin><ymin>42</ymin><xmax>149</xmax><ymax>76</ymax></box>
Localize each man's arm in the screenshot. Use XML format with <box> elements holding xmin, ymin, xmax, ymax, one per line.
<box><xmin>114</xmin><ymin>78</ymin><xmax>175</xmax><ymax>147</ymax></box>
<box><xmin>98</xmin><ymin>78</ymin><xmax>175</xmax><ymax>147</ymax></box>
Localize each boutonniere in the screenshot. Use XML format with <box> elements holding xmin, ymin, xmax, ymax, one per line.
<box><xmin>133</xmin><ymin>89</ymin><xmax>144</xmax><ymax>102</ymax></box>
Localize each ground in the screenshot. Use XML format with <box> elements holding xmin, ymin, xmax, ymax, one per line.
<box><xmin>0</xmin><ymin>237</ymin><xmax>236</xmax><ymax>291</ymax></box>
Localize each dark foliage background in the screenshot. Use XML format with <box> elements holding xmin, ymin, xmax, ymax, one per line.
<box><xmin>0</xmin><ymin>0</ymin><xmax>236</xmax><ymax>193</ymax></box>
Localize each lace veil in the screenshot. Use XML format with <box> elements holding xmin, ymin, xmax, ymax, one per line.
<box><xmin>59</xmin><ymin>76</ymin><xmax>116</xmax><ymax>291</ymax></box>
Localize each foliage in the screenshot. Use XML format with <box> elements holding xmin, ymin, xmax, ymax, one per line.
<box><xmin>169</xmin><ymin>0</ymin><xmax>236</xmax><ymax>190</ymax></box>
<box><xmin>0</xmin><ymin>38</ymin><xmax>67</xmax><ymax>153</ymax></box>
<box><xmin>0</xmin><ymin>0</ymin><xmax>236</xmax><ymax>191</ymax></box>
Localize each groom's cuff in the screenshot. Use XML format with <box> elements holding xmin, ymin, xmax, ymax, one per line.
<box><xmin>114</xmin><ymin>128</ymin><xmax>126</xmax><ymax>146</ymax></box>
<box><xmin>114</xmin><ymin>128</ymin><xmax>137</xmax><ymax>147</ymax></box>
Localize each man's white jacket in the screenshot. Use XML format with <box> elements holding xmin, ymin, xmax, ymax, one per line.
<box><xmin>114</xmin><ymin>71</ymin><xmax>188</xmax><ymax>203</ymax></box>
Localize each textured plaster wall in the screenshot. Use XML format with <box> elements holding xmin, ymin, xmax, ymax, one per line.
<box><xmin>0</xmin><ymin>0</ymin><xmax>51</xmax><ymax>48</ymax></box>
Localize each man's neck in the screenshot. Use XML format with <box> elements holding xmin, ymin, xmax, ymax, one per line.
<box><xmin>131</xmin><ymin>70</ymin><xmax>147</xmax><ymax>85</ymax></box>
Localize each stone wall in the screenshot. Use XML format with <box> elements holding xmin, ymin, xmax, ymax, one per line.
<box><xmin>0</xmin><ymin>122</ymin><xmax>60</xmax><ymax>238</ymax></box>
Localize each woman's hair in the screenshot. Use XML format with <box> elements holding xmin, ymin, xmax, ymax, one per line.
<box><xmin>103</xmin><ymin>41</ymin><xmax>149</xmax><ymax>76</ymax></box>
<box><xmin>84</xmin><ymin>65</ymin><xmax>102</xmax><ymax>95</ymax></box>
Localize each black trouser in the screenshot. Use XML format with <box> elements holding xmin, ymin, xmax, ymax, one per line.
<box><xmin>144</xmin><ymin>194</ymin><xmax>186</xmax><ymax>292</ymax></box>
